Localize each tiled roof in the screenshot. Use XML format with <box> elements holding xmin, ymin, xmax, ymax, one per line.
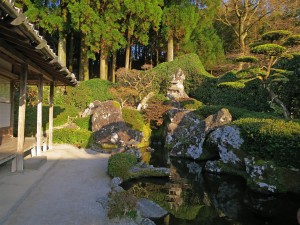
<box><xmin>0</xmin><ymin>0</ymin><xmax>78</xmax><ymax>86</ymax></box>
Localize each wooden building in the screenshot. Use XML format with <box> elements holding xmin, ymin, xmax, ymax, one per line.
<box><xmin>0</xmin><ymin>0</ymin><xmax>77</xmax><ymax>172</ymax></box>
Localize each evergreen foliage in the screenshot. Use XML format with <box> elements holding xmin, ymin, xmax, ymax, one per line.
<box><xmin>53</xmin><ymin>128</ymin><xmax>93</xmax><ymax>148</ymax></box>
<box><xmin>233</xmin><ymin>118</ymin><xmax>300</xmax><ymax>168</ymax></box>
<box><xmin>107</xmin><ymin>153</ymin><xmax>138</xmax><ymax>180</ymax></box>
<box><xmin>56</xmin><ymin>78</ymin><xmax>113</xmax><ymax>111</ymax></box>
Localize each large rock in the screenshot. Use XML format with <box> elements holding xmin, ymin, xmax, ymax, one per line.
<box><xmin>136</xmin><ymin>198</ymin><xmax>168</xmax><ymax>219</ymax></box>
<box><xmin>83</xmin><ymin>100</ymin><xmax>142</xmax><ymax>147</ymax></box>
<box><xmin>165</xmin><ymin>108</ymin><xmax>232</xmax><ymax>160</ymax></box>
<box><xmin>206</xmin><ymin>125</ymin><xmax>245</xmax><ymax>168</ymax></box>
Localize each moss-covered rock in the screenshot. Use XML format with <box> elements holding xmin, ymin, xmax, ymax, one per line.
<box><xmin>165</xmin><ymin>108</ymin><xmax>232</xmax><ymax>160</ymax></box>
<box><xmin>206</xmin><ymin>125</ymin><xmax>245</xmax><ymax>169</ymax></box>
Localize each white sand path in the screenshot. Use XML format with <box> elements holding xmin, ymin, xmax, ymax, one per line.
<box><xmin>0</xmin><ymin>144</ymin><xmax>115</xmax><ymax>225</ymax></box>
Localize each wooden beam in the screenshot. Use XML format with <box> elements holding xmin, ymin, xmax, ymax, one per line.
<box><xmin>48</xmin><ymin>82</ymin><xmax>54</xmax><ymax>149</ymax></box>
<box><xmin>36</xmin><ymin>75</ymin><xmax>43</xmax><ymax>156</ymax></box>
<box><xmin>14</xmin><ymin>63</ymin><xmax>28</xmax><ymax>172</ymax></box>
<box><xmin>0</xmin><ymin>67</ymin><xmax>18</xmax><ymax>79</ymax></box>
<box><xmin>0</xmin><ymin>39</ymin><xmax>54</xmax><ymax>82</ymax></box>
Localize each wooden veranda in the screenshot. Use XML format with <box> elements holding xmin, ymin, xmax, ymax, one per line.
<box><xmin>0</xmin><ymin>0</ymin><xmax>78</xmax><ymax>172</ymax></box>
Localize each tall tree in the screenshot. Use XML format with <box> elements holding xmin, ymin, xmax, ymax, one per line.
<box><xmin>162</xmin><ymin>0</ymin><xmax>198</xmax><ymax>61</ymax></box>
<box><xmin>23</xmin><ymin>0</ymin><xmax>68</xmax><ymax>65</ymax></box>
<box><xmin>96</xmin><ymin>0</ymin><xmax>126</xmax><ymax>80</ymax></box>
<box><xmin>68</xmin><ymin>0</ymin><xmax>100</xmax><ymax>80</ymax></box>
<box><xmin>217</xmin><ymin>0</ymin><xmax>270</xmax><ymax>55</ymax></box>
<box><xmin>178</xmin><ymin>0</ymin><xmax>225</xmax><ymax>68</ymax></box>
<box><xmin>121</xmin><ymin>0</ymin><xmax>163</xmax><ymax>70</ymax></box>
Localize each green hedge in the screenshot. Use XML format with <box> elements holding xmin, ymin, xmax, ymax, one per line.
<box><xmin>53</xmin><ymin>128</ymin><xmax>93</xmax><ymax>148</ymax></box>
<box><xmin>195</xmin><ymin>105</ymin><xmax>277</xmax><ymax>120</ymax></box>
<box><xmin>194</xmin><ymin>72</ymin><xmax>270</xmax><ymax>112</ymax></box>
<box><xmin>107</xmin><ymin>153</ymin><xmax>138</xmax><ymax>180</ymax></box>
<box><xmin>233</xmin><ymin>118</ymin><xmax>300</xmax><ymax>168</ymax></box>
<box><xmin>74</xmin><ymin>116</ymin><xmax>91</xmax><ymax>130</ymax></box>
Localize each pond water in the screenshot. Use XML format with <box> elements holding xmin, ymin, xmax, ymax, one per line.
<box><xmin>123</xmin><ymin>147</ymin><xmax>300</xmax><ymax>225</ymax></box>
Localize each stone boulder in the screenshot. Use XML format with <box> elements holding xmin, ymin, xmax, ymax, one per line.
<box><xmin>165</xmin><ymin>108</ymin><xmax>232</xmax><ymax>160</ymax></box>
<box><xmin>206</xmin><ymin>125</ymin><xmax>245</xmax><ymax>168</ymax></box>
<box><xmin>137</xmin><ymin>198</ymin><xmax>168</xmax><ymax>219</ymax></box>
<box><xmin>83</xmin><ymin>100</ymin><xmax>142</xmax><ymax>147</ymax></box>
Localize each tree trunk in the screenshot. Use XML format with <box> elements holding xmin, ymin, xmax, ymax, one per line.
<box><xmin>58</xmin><ymin>33</ymin><xmax>67</xmax><ymax>67</ymax></box>
<box><xmin>100</xmin><ymin>51</ymin><xmax>107</xmax><ymax>80</ymax></box>
<box><xmin>68</xmin><ymin>32</ymin><xmax>74</xmax><ymax>72</ymax></box>
<box><xmin>167</xmin><ymin>35</ymin><xmax>174</xmax><ymax>62</ymax></box>
<box><xmin>125</xmin><ymin>43</ymin><xmax>131</xmax><ymax>70</ymax></box>
<box><xmin>112</xmin><ymin>52</ymin><xmax>116</xmax><ymax>83</ymax></box>
<box><xmin>79</xmin><ymin>37</ymin><xmax>89</xmax><ymax>81</ymax></box>
<box><xmin>266</xmin><ymin>85</ymin><xmax>290</xmax><ymax>119</ymax></box>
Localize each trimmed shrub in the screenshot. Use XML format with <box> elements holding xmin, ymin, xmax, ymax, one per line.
<box><xmin>180</xmin><ymin>98</ymin><xmax>203</xmax><ymax>110</ymax></box>
<box><xmin>233</xmin><ymin>118</ymin><xmax>300</xmax><ymax>168</ymax></box>
<box><xmin>194</xmin><ymin>72</ymin><xmax>270</xmax><ymax>112</ymax></box>
<box><xmin>74</xmin><ymin>116</ymin><xmax>91</xmax><ymax>130</ymax></box>
<box><xmin>194</xmin><ymin>105</ymin><xmax>277</xmax><ymax>121</ymax></box>
<box><xmin>53</xmin><ymin>128</ymin><xmax>93</xmax><ymax>148</ymax></box>
<box><xmin>107</xmin><ymin>153</ymin><xmax>138</xmax><ymax>180</ymax></box>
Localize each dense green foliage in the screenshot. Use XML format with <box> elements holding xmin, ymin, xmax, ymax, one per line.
<box><xmin>194</xmin><ymin>72</ymin><xmax>270</xmax><ymax>112</ymax></box>
<box><xmin>147</xmin><ymin>53</ymin><xmax>213</xmax><ymax>96</ymax></box>
<box><xmin>107</xmin><ymin>153</ymin><xmax>138</xmax><ymax>180</ymax></box>
<box><xmin>195</xmin><ymin>105</ymin><xmax>277</xmax><ymax>121</ymax></box>
<box><xmin>56</xmin><ymin>78</ymin><xmax>113</xmax><ymax>111</ymax></box>
<box><xmin>53</xmin><ymin>128</ymin><xmax>93</xmax><ymax>148</ymax></box>
<box><xmin>180</xmin><ymin>98</ymin><xmax>203</xmax><ymax>110</ymax></box>
<box><xmin>233</xmin><ymin>118</ymin><xmax>300</xmax><ymax>168</ymax></box>
<box><xmin>74</xmin><ymin>116</ymin><xmax>91</xmax><ymax>130</ymax></box>
<box><xmin>275</xmin><ymin>53</ymin><xmax>300</xmax><ymax>118</ymax></box>
<box><xmin>251</xmin><ymin>44</ymin><xmax>286</xmax><ymax>56</ymax></box>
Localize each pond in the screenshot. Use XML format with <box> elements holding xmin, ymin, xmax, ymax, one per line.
<box><xmin>122</xmin><ymin>147</ymin><xmax>300</xmax><ymax>225</ymax></box>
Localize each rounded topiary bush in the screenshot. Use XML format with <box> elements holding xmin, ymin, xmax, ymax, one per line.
<box><xmin>108</xmin><ymin>153</ymin><xmax>138</xmax><ymax>180</ymax></box>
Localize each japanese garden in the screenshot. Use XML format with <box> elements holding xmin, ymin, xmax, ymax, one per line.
<box><xmin>0</xmin><ymin>0</ymin><xmax>300</xmax><ymax>225</ymax></box>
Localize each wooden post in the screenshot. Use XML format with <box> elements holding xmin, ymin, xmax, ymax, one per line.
<box><xmin>13</xmin><ymin>63</ymin><xmax>28</xmax><ymax>172</ymax></box>
<box><xmin>48</xmin><ymin>81</ymin><xmax>54</xmax><ymax>150</ymax></box>
<box><xmin>36</xmin><ymin>76</ymin><xmax>43</xmax><ymax>156</ymax></box>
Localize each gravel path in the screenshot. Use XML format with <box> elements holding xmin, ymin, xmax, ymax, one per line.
<box><xmin>0</xmin><ymin>144</ymin><xmax>115</xmax><ymax>225</ymax></box>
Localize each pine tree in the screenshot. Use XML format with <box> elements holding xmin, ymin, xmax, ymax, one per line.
<box><xmin>162</xmin><ymin>0</ymin><xmax>198</xmax><ymax>61</ymax></box>
<box><xmin>121</xmin><ymin>0</ymin><xmax>163</xmax><ymax>69</ymax></box>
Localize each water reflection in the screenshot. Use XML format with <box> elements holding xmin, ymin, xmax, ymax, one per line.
<box><xmin>123</xmin><ymin>151</ymin><xmax>300</xmax><ymax>225</ymax></box>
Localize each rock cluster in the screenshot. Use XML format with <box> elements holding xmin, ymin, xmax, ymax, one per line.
<box><xmin>82</xmin><ymin>100</ymin><xmax>142</xmax><ymax>148</ymax></box>
<box><xmin>165</xmin><ymin>108</ymin><xmax>232</xmax><ymax>160</ymax></box>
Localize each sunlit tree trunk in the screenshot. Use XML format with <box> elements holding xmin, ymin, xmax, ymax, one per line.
<box><xmin>125</xmin><ymin>33</ymin><xmax>131</xmax><ymax>70</ymax></box>
<box><xmin>111</xmin><ymin>52</ymin><xmax>116</xmax><ymax>83</ymax></box>
<box><xmin>100</xmin><ymin>50</ymin><xmax>107</xmax><ymax>80</ymax></box>
<box><xmin>167</xmin><ymin>35</ymin><xmax>174</xmax><ymax>62</ymax></box>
